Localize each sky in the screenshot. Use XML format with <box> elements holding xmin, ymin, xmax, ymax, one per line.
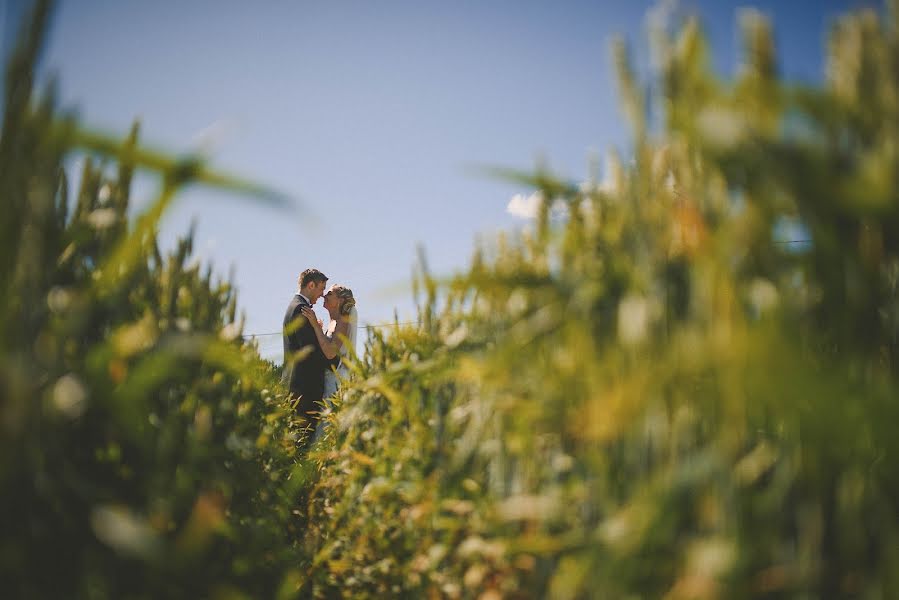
<box><xmin>3</xmin><ymin>0</ymin><xmax>873</xmax><ymax>360</ymax></box>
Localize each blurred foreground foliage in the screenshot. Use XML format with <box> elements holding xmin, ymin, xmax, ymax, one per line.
<box><xmin>303</xmin><ymin>3</ymin><xmax>899</xmax><ymax>599</ymax></box>
<box><xmin>4</xmin><ymin>1</ymin><xmax>899</xmax><ymax>599</ymax></box>
<box><xmin>1</xmin><ymin>2</ymin><xmax>305</xmax><ymax>598</ymax></box>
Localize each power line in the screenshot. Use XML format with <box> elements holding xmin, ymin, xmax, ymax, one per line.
<box><xmin>244</xmin><ymin>239</ymin><xmax>814</xmax><ymax>339</ymax></box>
<box><xmin>242</xmin><ymin>321</ymin><xmax>419</xmax><ymax>339</ymax></box>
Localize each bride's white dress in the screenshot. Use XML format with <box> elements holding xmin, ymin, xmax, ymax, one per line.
<box><xmin>322</xmin><ymin>307</ymin><xmax>357</xmax><ymax>398</ymax></box>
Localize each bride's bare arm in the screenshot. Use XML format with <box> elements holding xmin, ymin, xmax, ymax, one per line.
<box><xmin>332</xmin><ymin>319</ymin><xmax>350</xmax><ymax>351</ymax></box>
<box><xmin>323</xmin><ymin>319</ymin><xmax>350</xmax><ymax>360</ymax></box>
<box><xmin>300</xmin><ymin>307</ymin><xmax>347</xmax><ymax>360</ymax></box>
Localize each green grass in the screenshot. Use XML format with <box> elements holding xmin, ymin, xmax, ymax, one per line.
<box><xmin>2</xmin><ymin>1</ymin><xmax>899</xmax><ymax>598</ymax></box>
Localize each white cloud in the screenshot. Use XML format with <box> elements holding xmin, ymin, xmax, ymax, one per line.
<box><xmin>506</xmin><ymin>191</ymin><xmax>576</xmax><ymax>222</ymax></box>
<box><xmin>506</xmin><ymin>191</ymin><xmax>543</xmax><ymax>219</ymax></box>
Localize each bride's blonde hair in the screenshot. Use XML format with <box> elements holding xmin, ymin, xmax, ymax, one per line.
<box><xmin>330</xmin><ymin>285</ymin><xmax>356</xmax><ymax>317</ymax></box>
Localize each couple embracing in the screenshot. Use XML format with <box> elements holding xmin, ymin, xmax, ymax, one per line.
<box><xmin>281</xmin><ymin>268</ymin><xmax>357</xmax><ymax>437</ymax></box>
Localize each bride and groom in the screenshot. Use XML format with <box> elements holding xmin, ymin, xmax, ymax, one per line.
<box><xmin>281</xmin><ymin>268</ymin><xmax>357</xmax><ymax>435</ymax></box>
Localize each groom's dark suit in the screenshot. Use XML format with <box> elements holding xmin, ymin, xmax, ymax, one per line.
<box><xmin>281</xmin><ymin>293</ymin><xmax>328</xmax><ymax>424</ymax></box>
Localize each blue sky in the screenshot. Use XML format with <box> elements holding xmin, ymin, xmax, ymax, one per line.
<box><xmin>4</xmin><ymin>0</ymin><xmax>871</xmax><ymax>359</ymax></box>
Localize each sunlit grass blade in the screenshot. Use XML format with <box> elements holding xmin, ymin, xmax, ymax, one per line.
<box><xmin>470</xmin><ymin>164</ymin><xmax>581</xmax><ymax>198</ymax></box>
<box><xmin>63</xmin><ymin>124</ymin><xmax>295</xmax><ymax>209</ymax></box>
<box><xmin>94</xmin><ymin>184</ymin><xmax>175</xmax><ymax>293</ymax></box>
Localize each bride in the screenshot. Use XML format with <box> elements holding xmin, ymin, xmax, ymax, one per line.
<box><xmin>300</xmin><ymin>284</ymin><xmax>357</xmax><ymax>398</ymax></box>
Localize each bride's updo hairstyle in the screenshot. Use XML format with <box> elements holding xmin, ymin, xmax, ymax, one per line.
<box><xmin>331</xmin><ymin>285</ymin><xmax>356</xmax><ymax>317</ymax></box>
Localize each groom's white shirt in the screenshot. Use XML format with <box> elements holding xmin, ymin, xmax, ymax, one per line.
<box><xmin>298</xmin><ymin>292</ymin><xmax>311</xmax><ymax>305</ymax></box>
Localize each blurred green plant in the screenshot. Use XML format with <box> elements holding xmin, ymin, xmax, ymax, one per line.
<box><xmin>301</xmin><ymin>2</ymin><xmax>899</xmax><ymax>599</ymax></box>
<box><xmin>5</xmin><ymin>0</ymin><xmax>899</xmax><ymax>598</ymax></box>
<box><xmin>0</xmin><ymin>2</ymin><xmax>305</xmax><ymax>598</ymax></box>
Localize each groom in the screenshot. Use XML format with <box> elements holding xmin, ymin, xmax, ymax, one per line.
<box><xmin>281</xmin><ymin>268</ymin><xmax>329</xmax><ymax>434</ymax></box>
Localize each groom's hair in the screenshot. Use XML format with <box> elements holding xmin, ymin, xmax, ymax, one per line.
<box><xmin>299</xmin><ymin>268</ymin><xmax>328</xmax><ymax>288</ymax></box>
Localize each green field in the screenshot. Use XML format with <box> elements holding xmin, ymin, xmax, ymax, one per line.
<box><xmin>2</xmin><ymin>1</ymin><xmax>898</xmax><ymax>598</ymax></box>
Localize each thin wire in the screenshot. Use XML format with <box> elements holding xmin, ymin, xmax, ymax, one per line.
<box><xmin>245</xmin><ymin>239</ymin><xmax>814</xmax><ymax>339</ymax></box>
<box><xmin>243</xmin><ymin>321</ymin><xmax>419</xmax><ymax>338</ymax></box>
